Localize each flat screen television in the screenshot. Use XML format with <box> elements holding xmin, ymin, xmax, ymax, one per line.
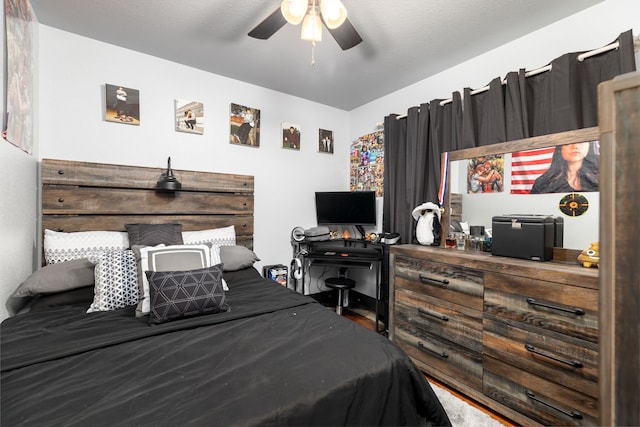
<box><xmin>315</xmin><ymin>191</ymin><xmax>377</xmax><ymax>236</ymax></box>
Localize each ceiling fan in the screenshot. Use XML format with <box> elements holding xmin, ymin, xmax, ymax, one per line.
<box><xmin>248</xmin><ymin>0</ymin><xmax>363</xmax><ymax>50</ymax></box>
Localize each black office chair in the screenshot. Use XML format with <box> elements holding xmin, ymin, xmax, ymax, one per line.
<box><xmin>325</xmin><ymin>268</ymin><xmax>355</xmax><ymax>315</ymax></box>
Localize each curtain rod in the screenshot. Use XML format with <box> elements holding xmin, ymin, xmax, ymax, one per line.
<box><xmin>438</xmin><ymin>64</ymin><xmax>553</xmax><ymax>106</ymax></box>
<box><xmin>395</xmin><ymin>35</ymin><xmax>636</xmax><ymax>118</ymax></box>
<box><xmin>396</xmin><ymin>62</ymin><xmax>552</xmax><ymax>117</ymax></box>
<box><xmin>578</xmin><ymin>34</ymin><xmax>640</xmax><ymax>61</ymax></box>
<box><xmin>578</xmin><ymin>41</ymin><xmax>619</xmax><ymax>62</ymax></box>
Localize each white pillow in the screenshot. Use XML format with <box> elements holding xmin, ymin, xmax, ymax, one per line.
<box><xmin>87</xmin><ymin>250</ymin><xmax>139</xmax><ymax>313</ymax></box>
<box><xmin>182</xmin><ymin>225</ymin><xmax>236</xmax><ymax>247</ymax></box>
<box><xmin>44</xmin><ymin>229</ymin><xmax>129</xmax><ymax>264</ymax></box>
<box><xmin>135</xmin><ymin>244</ymin><xmax>215</xmax><ymax>317</ymax></box>
<box><xmin>210</xmin><ymin>244</ymin><xmax>229</xmax><ymax>292</ymax></box>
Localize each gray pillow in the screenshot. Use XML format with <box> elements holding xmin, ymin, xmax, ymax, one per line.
<box><xmin>219</xmin><ymin>245</ymin><xmax>260</xmax><ymax>271</ymax></box>
<box><xmin>13</xmin><ymin>258</ymin><xmax>95</xmax><ymax>297</ymax></box>
<box><xmin>125</xmin><ymin>223</ymin><xmax>183</xmax><ymax>247</ymax></box>
<box><xmin>6</xmin><ymin>258</ymin><xmax>95</xmax><ymax>315</ymax></box>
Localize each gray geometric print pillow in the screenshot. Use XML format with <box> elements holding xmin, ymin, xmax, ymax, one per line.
<box><xmin>146</xmin><ymin>264</ymin><xmax>228</xmax><ymax>325</ymax></box>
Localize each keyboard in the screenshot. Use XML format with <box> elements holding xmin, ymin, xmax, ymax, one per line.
<box><xmin>308</xmin><ymin>248</ymin><xmax>379</xmax><ymax>258</ymax></box>
<box><xmin>308</xmin><ymin>245</ymin><xmax>380</xmax><ymax>258</ymax></box>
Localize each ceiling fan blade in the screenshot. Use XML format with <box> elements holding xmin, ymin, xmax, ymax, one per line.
<box><xmin>326</xmin><ymin>17</ymin><xmax>362</xmax><ymax>50</ymax></box>
<box><xmin>248</xmin><ymin>7</ymin><xmax>287</xmax><ymax>40</ymax></box>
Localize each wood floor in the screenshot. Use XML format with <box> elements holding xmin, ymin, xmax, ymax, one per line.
<box><xmin>342</xmin><ymin>308</ymin><xmax>517</xmax><ymax>427</ymax></box>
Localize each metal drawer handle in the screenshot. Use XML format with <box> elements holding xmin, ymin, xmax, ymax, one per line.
<box><xmin>418</xmin><ymin>341</ymin><xmax>449</xmax><ymax>359</ymax></box>
<box><xmin>524</xmin><ymin>344</ymin><xmax>583</xmax><ymax>368</ymax></box>
<box><xmin>526</xmin><ymin>298</ymin><xmax>585</xmax><ymax>316</ymax></box>
<box><xmin>525</xmin><ymin>390</ymin><xmax>583</xmax><ymax>420</ymax></box>
<box><xmin>418</xmin><ymin>308</ymin><xmax>449</xmax><ymax>322</ymax></box>
<box><xmin>418</xmin><ymin>274</ymin><xmax>449</xmax><ymax>287</ymax></box>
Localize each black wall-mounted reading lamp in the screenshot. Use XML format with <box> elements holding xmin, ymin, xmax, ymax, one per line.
<box><xmin>156</xmin><ymin>157</ymin><xmax>182</xmax><ymax>191</ymax></box>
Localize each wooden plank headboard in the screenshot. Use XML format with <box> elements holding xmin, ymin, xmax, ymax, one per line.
<box><xmin>41</xmin><ymin>159</ymin><xmax>254</xmax><ymax>248</ymax></box>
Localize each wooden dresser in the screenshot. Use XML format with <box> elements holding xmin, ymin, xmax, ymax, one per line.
<box><xmin>390</xmin><ymin>245</ymin><xmax>599</xmax><ymax>426</ymax></box>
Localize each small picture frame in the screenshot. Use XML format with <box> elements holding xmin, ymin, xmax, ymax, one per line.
<box><xmin>318</xmin><ymin>129</ymin><xmax>334</xmax><ymax>154</ymax></box>
<box><xmin>105</xmin><ymin>84</ymin><xmax>140</xmax><ymax>125</ymax></box>
<box><xmin>282</xmin><ymin>122</ymin><xmax>301</xmax><ymax>150</ymax></box>
<box><xmin>175</xmin><ymin>99</ymin><xmax>204</xmax><ymax>134</ymax></box>
<box><xmin>467</xmin><ymin>155</ymin><xmax>505</xmax><ymax>194</ymax></box>
<box><xmin>230</xmin><ymin>103</ymin><xmax>260</xmax><ymax>147</ymax></box>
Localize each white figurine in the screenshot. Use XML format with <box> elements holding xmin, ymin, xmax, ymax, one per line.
<box><xmin>412</xmin><ymin>202</ymin><xmax>441</xmax><ymax>245</ymax></box>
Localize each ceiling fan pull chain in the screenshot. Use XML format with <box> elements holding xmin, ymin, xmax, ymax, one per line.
<box><xmin>311</xmin><ymin>41</ymin><xmax>316</xmax><ymax>66</ymax></box>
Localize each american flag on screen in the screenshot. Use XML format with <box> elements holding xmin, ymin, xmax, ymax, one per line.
<box><xmin>510</xmin><ymin>147</ymin><xmax>555</xmax><ymax>194</ymax></box>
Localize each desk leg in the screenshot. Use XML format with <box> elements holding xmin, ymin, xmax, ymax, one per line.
<box><xmin>375</xmin><ymin>259</ymin><xmax>381</xmax><ymax>333</ymax></box>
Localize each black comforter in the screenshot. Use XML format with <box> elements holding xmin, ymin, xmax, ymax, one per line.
<box><xmin>2</xmin><ymin>268</ymin><xmax>450</xmax><ymax>426</ymax></box>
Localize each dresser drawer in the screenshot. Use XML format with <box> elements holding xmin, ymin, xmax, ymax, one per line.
<box><xmin>484</xmin><ymin>272</ymin><xmax>598</xmax><ymax>343</ymax></box>
<box><xmin>394</xmin><ymin>255</ymin><xmax>483</xmax><ymax>311</ymax></box>
<box><xmin>484</xmin><ymin>320</ymin><xmax>598</xmax><ymax>398</ymax></box>
<box><xmin>395</xmin><ymin>287</ymin><xmax>482</xmax><ymax>352</ymax></box>
<box><xmin>394</xmin><ymin>327</ymin><xmax>483</xmax><ymax>391</ymax></box>
<box><xmin>484</xmin><ymin>356</ymin><xmax>598</xmax><ymax>426</ymax></box>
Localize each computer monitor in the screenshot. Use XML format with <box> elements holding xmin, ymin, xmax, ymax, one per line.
<box><xmin>315</xmin><ymin>191</ymin><xmax>377</xmax><ymax>237</ymax></box>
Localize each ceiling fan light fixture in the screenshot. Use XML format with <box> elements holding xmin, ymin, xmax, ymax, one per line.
<box><xmin>300</xmin><ymin>8</ymin><xmax>322</xmax><ymax>42</ymax></box>
<box><xmin>320</xmin><ymin>0</ymin><xmax>347</xmax><ymax>29</ymax></box>
<box><xmin>281</xmin><ymin>0</ymin><xmax>309</xmax><ymax>25</ymax></box>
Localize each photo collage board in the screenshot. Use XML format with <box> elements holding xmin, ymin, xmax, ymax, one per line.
<box><xmin>350</xmin><ymin>131</ymin><xmax>384</xmax><ymax>196</ymax></box>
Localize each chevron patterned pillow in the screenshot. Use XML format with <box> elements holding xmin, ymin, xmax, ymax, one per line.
<box><xmin>125</xmin><ymin>223</ymin><xmax>183</xmax><ymax>247</ymax></box>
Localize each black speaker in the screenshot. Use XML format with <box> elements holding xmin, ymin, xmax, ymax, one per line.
<box><xmin>554</xmin><ymin>217</ymin><xmax>564</xmax><ymax>248</ymax></box>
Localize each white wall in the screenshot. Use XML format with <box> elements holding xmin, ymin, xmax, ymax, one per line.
<box><xmin>37</xmin><ymin>25</ymin><xmax>350</xmax><ymax>285</ymax></box>
<box><xmin>0</xmin><ymin>145</ymin><xmax>38</xmax><ymax>318</ymax></box>
<box><xmin>0</xmin><ymin>5</ymin><xmax>39</xmax><ymax>320</ymax></box>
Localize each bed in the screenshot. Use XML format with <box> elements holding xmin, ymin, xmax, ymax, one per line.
<box><xmin>1</xmin><ymin>159</ymin><xmax>450</xmax><ymax>426</ymax></box>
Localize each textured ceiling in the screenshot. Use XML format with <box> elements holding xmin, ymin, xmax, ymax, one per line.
<box><xmin>30</xmin><ymin>0</ymin><xmax>604</xmax><ymax>110</ymax></box>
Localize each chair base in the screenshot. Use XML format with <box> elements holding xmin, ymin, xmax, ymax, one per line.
<box><xmin>325</xmin><ymin>277</ymin><xmax>356</xmax><ymax>315</ymax></box>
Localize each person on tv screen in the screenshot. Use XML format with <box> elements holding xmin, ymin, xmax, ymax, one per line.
<box><xmin>530</xmin><ymin>142</ymin><xmax>599</xmax><ymax>194</ymax></box>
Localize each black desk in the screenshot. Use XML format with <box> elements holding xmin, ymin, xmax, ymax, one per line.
<box><xmin>294</xmin><ymin>239</ymin><xmax>386</xmax><ymax>333</ymax></box>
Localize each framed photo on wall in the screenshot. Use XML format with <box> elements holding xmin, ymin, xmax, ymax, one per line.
<box><xmin>282</xmin><ymin>122</ymin><xmax>301</xmax><ymax>150</ymax></box>
<box><xmin>105</xmin><ymin>84</ymin><xmax>140</xmax><ymax>125</ymax></box>
<box><xmin>510</xmin><ymin>140</ymin><xmax>600</xmax><ymax>194</ymax></box>
<box><xmin>175</xmin><ymin>99</ymin><xmax>204</xmax><ymax>134</ymax></box>
<box><xmin>318</xmin><ymin>128</ymin><xmax>333</xmax><ymax>154</ymax></box>
<box><xmin>230</xmin><ymin>103</ymin><xmax>260</xmax><ymax>147</ymax></box>
<box><xmin>467</xmin><ymin>155</ymin><xmax>504</xmax><ymax>194</ymax></box>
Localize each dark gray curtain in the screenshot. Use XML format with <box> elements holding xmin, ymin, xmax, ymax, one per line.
<box><xmin>383</xmin><ymin>95</ymin><xmax>462</xmax><ymax>244</ymax></box>
<box><xmin>468</xmin><ymin>30</ymin><xmax>636</xmax><ymax>139</ymax></box>
<box><xmin>384</xmin><ymin>30</ymin><xmax>636</xmax><ymax>240</ymax></box>
<box><xmin>504</xmin><ymin>70</ymin><xmax>530</xmax><ymax>140</ymax></box>
<box><xmin>462</xmin><ymin>77</ymin><xmax>507</xmax><ymax>147</ymax></box>
<box><xmin>404</xmin><ymin>106</ymin><xmax>429</xmax><ymax>214</ymax></box>
<box><xmin>382</xmin><ymin>106</ymin><xmax>431</xmax><ymax>244</ymax></box>
<box><xmin>504</xmin><ymin>29</ymin><xmax>637</xmax><ymax>137</ymax></box>
<box><xmin>428</xmin><ymin>94</ymin><xmax>463</xmax><ymax>201</ymax></box>
<box><xmin>523</xmin><ymin>65</ymin><xmax>555</xmax><ymax>135</ymax></box>
<box><xmin>567</xmin><ymin>29</ymin><xmax>636</xmax><ymax>129</ymax></box>
<box><xmin>383</xmin><ymin>113</ymin><xmax>405</xmax><ymax>240</ymax></box>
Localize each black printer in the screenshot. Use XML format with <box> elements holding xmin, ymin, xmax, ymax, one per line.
<box><xmin>491</xmin><ymin>215</ymin><xmax>563</xmax><ymax>262</ymax></box>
